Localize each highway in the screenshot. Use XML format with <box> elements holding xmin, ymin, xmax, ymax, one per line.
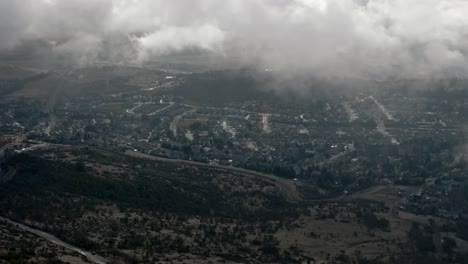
<box><xmin>0</xmin><ymin>167</ymin><xmax>16</xmax><ymax>184</ymax></box>
<box><xmin>0</xmin><ymin>216</ymin><xmax>109</xmax><ymax>264</ymax></box>
<box><xmin>123</xmin><ymin>149</ymin><xmax>302</xmax><ymax>202</ymax></box>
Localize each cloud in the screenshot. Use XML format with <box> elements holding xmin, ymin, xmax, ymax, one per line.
<box><xmin>135</xmin><ymin>24</ymin><xmax>225</xmax><ymax>61</ymax></box>
<box><xmin>0</xmin><ymin>0</ymin><xmax>468</xmax><ymax>79</ymax></box>
<box><xmin>0</xmin><ymin>0</ymin><xmax>30</xmax><ymax>49</ymax></box>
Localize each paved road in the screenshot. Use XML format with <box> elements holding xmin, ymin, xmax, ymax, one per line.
<box><xmin>0</xmin><ymin>167</ymin><xmax>16</xmax><ymax>184</ymax></box>
<box><xmin>170</xmin><ymin>109</ymin><xmax>196</xmax><ymax>136</ymax></box>
<box><xmin>148</xmin><ymin>103</ymin><xmax>174</xmax><ymax>116</ymax></box>
<box><xmin>144</xmin><ymin>81</ymin><xmax>175</xmax><ymax>91</ymax></box>
<box><xmin>123</xmin><ymin>150</ymin><xmax>302</xmax><ymax>202</ymax></box>
<box><xmin>0</xmin><ymin>216</ymin><xmax>109</xmax><ymax>264</ymax></box>
<box><xmin>126</xmin><ymin>102</ymin><xmax>150</xmax><ymax>114</ymax></box>
<box><xmin>0</xmin><ymin>143</ymin><xmax>14</xmax><ymax>158</ymax></box>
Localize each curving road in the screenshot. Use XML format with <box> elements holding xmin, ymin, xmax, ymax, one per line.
<box><xmin>123</xmin><ymin>149</ymin><xmax>302</xmax><ymax>202</ymax></box>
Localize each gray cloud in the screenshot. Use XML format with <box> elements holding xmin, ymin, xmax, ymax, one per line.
<box><xmin>1</xmin><ymin>0</ymin><xmax>468</xmax><ymax>79</ymax></box>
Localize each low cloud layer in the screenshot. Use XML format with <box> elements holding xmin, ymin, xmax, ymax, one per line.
<box><xmin>1</xmin><ymin>0</ymin><xmax>468</xmax><ymax>79</ymax></box>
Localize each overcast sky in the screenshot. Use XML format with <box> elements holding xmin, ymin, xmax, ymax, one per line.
<box><xmin>1</xmin><ymin>0</ymin><xmax>468</xmax><ymax>79</ymax></box>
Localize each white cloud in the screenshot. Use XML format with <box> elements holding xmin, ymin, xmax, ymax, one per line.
<box><xmin>0</xmin><ymin>0</ymin><xmax>467</xmax><ymax>78</ymax></box>
<box><xmin>294</xmin><ymin>0</ymin><xmax>328</xmax><ymax>12</ymax></box>
<box><xmin>136</xmin><ymin>24</ymin><xmax>225</xmax><ymax>61</ymax></box>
